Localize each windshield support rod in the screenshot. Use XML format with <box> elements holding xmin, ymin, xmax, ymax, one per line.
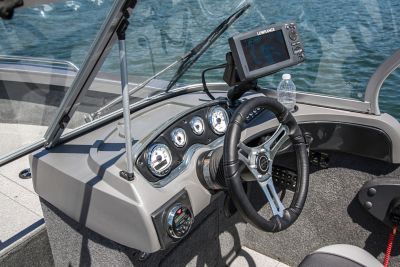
<box><xmin>44</xmin><ymin>0</ymin><xmax>137</xmax><ymax>148</ymax></box>
<box><xmin>117</xmin><ymin>11</ymin><xmax>135</xmax><ymax>181</ymax></box>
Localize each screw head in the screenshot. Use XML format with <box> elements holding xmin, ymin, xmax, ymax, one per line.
<box><xmin>367</xmin><ymin>188</ymin><xmax>376</xmax><ymax>197</ymax></box>
<box><xmin>364</xmin><ymin>201</ymin><xmax>373</xmax><ymax>209</ymax></box>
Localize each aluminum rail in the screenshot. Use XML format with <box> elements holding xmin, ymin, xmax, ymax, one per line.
<box><xmin>364</xmin><ymin>49</ymin><xmax>400</xmax><ymax>115</ymax></box>
<box><xmin>0</xmin><ymin>55</ymin><xmax>79</xmax><ymax>72</ymax></box>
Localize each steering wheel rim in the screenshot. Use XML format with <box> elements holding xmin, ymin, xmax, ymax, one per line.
<box><xmin>223</xmin><ymin>96</ymin><xmax>309</xmax><ymax>232</ymax></box>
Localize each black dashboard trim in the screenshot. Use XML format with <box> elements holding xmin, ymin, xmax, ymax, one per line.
<box><xmin>136</xmin><ymin>101</ymin><xmax>229</xmax><ymax>183</ymax></box>
<box><xmin>244</xmin><ymin>121</ymin><xmax>393</xmax><ymax>163</ymax></box>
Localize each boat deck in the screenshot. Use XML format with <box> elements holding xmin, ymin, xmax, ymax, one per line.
<box><xmin>0</xmin><ymin>156</ymin><xmax>44</xmax><ymax>251</ymax></box>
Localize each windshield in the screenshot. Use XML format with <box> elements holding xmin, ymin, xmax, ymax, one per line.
<box><xmin>0</xmin><ymin>0</ymin><xmax>113</xmax><ymax>156</ymax></box>
<box><xmin>96</xmin><ymin>0</ymin><xmax>400</xmax><ymax>119</ymax></box>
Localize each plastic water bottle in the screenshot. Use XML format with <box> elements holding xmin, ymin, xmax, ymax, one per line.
<box><xmin>277</xmin><ymin>73</ymin><xmax>296</xmax><ymax>112</ymax></box>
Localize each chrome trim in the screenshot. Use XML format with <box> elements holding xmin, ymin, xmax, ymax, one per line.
<box><xmin>364</xmin><ymin>49</ymin><xmax>400</xmax><ymax>115</ymax></box>
<box><xmin>166</xmin><ymin>203</ymin><xmax>194</xmax><ymax>239</ymax></box>
<box><xmin>0</xmin><ymin>55</ymin><xmax>79</xmax><ymax>72</ymax></box>
<box><xmin>150</xmin><ymin>137</ymin><xmax>224</xmax><ymax>188</ymax></box>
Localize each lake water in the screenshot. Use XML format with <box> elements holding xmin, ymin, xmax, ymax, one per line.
<box><xmin>1</xmin><ymin>0</ymin><xmax>399</xmax><ymax>119</ymax></box>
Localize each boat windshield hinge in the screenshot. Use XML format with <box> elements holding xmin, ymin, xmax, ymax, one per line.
<box><xmin>123</xmin><ymin>0</ymin><xmax>137</xmax><ymax>12</ymax></box>
<box><xmin>59</xmin><ymin>113</ymin><xmax>71</xmax><ymax>130</ymax></box>
<box><xmin>117</xmin><ymin>14</ymin><xmax>130</xmax><ymax>41</ymax></box>
<box><xmin>117</xmin><ymin>0</ymin><xmax>136</xmax><ymax>41</ymax></box>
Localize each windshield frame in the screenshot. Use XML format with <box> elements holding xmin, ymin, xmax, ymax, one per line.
<box><xmin>43</xmin><ymin>0</ymin><xmax>136</xmax><ymax>148</ymax></box>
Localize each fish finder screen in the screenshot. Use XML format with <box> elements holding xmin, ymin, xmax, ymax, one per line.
<box><xmin>241</xmin><ymin>30</ymin><xmax>290</xmax><ymax>71</ymax></box>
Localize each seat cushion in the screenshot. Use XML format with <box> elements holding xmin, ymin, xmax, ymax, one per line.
<box><xmin>299</xmin><ymin>244</ymin><xmax>383</xmax><ymax>267</ymax></box>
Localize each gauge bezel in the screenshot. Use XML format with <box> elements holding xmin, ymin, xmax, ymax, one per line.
<box><xmin>170</xmin><ymin>128</ymin><xmax>187</xmax><ymax>148</ymax></box>
<box><xmin>207</xmin><ymin>106</ymin><xmax>229</xmax><ymax>135</ymax></box>
<box><xmin>147</xmin><ymin>143</ymin><xmax>173</xmax><ymax>177</ymax></box>
<box><xmin>166</xmin><ymin>203</ymin><xmax>194</xmax><ymax>239</ymax></box>
<box><xmin>189</xmin><ymin>116</ymin><xmax>205</xmax><ymax>136</ymax></box>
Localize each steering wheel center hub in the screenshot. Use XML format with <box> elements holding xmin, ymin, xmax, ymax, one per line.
<box><xmin>256</xmin><ymin>153</ymin><xmax>270</xmax><ymax>175</ymax></box>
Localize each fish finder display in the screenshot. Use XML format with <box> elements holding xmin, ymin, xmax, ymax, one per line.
<box><xmin>241</xmin><ymin>30</ymin><xmax>290</xmax><ymax>71</ymax></box>
<box><xmin>227</xmin><ymin>22</ymin><xmax>305</xmax><ymax>82</ymax></box>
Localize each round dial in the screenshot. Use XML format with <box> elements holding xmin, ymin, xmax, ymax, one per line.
<box><xmin>147</xmin><ymin>144</ymin><xmax>172</xmax><ymax>177</ymax></box>
<box><xmin>171</xmin><ymin>128</ymin><xmax>187</xmax><ymax>148</ymax></box>
<box><xmin>208</xmin><ymin>106</ymin><xmax>229</xmax><ymax>135</ymax></box>
<box><xmin>167</xmin><ymin>204</ymin><xmax>193</xmax><ymax>239</ymax></box>
<box><xmin>189</xmin><ymin>116</ymin><xmax>205</xmax><ymax>135</ymax></box>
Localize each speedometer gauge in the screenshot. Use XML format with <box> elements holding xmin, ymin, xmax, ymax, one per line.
<box><xmin>189</xmin><ymin>116</ymin><xmax>205</xmax><ymax>135</ymax></box>
<box><xmin>208</xmin><ymin>106</ymin><xmax>229</xmax><ymax>135</ymax></box>
<box><xmin>147</xmin><ymin>144</ymin><xmax>172</xmax><ymax>177</ymax></box>
<box><xmin>171</xmin><ymin>128</ymin><xmax>187</xmax><ymax>147</ymax></box>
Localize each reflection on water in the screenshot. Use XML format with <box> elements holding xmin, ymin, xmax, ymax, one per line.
<box><xmin>0</xmin><ymin>0</ymin><xmax>399</xmax><ymax>119</ymax></box>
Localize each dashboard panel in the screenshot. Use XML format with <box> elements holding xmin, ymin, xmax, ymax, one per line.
<box><xmin>135</xmin><ymin>103</ymin><xmax>230</xmax><ymax>184</ymax></box>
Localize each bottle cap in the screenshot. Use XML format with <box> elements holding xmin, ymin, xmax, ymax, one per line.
<box><xmin>282</xmin><ymin>74</ymin><xmax>291</xmax><ymax>80</ymax></box>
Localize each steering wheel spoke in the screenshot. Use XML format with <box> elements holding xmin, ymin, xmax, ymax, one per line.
<box><xmin>261</xmin><ymin>124</ymin><xmax>290</xmax><ymax>160</ymax></box>
<box><xmin>258</xmin><ymin>176</ymin><xmax>285</xmax><ymax>218</ymax></box>
<box><xmin>238</xmin><ymin>142</ymin><xmax>260</xmax><ymax>178</ymax></box>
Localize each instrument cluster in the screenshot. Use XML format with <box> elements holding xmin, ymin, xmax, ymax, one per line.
<box><xmin>136</xmin><ymin>104</ymin><xmax>229</xmax><ymax>183</ymax></box>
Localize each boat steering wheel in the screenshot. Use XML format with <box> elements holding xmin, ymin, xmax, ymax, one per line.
<box><xmin>223</xmin><ymin>96</ymin><xmax>309</xmax><ymax>232</ymax></box>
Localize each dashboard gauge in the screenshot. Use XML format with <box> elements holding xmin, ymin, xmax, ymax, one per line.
<box><xmin>147</xmin><ymin>144</ymin><xmax>172</xmax><ymax>177</ymax></box>
<box><xmin>208</xmin><ymin>106</ymin><xmax>229</xmax><ymax>135</ymax></box>
<box><xmin>189</xmin><ymin>116</ymin><xmax>205</xmax><ymax>135</ymax></box>
<box><xmin>171</xmin><ymin>128</ymin><xmax>187</xmax><ymax>148</ymax></box>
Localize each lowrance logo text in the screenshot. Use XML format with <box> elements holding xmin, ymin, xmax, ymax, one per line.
<box><xmin>257</xmin><ymin>27</ymin><xmax>276</xmax><ymax>35</ymax></box>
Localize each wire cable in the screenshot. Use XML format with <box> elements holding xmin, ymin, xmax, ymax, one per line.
<box><xmin>383</xmin><ymin>224</ymin><xmax>397</xmax><ymax>267</ymax></box>
<box><xmin>201</xmin><ymin>63</ymin><xmax>227</xmax><ymax>100</ymax></box>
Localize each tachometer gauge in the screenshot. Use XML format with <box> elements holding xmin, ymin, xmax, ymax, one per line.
<box><xmin>171</xmin><ymin>128</ymin><xmax>187</xmax><ymax>147</ymax></box>
<box><xmin>208</xmin><ymin>106</ymin><xmax>229</xmax><ymax>135</ymax></box>
<box><xmin>147</xmin><ymin>144</ymin><xmax>172</xmax><ymax>177</ymax></box>
<box><xmin>189</xmin><ymin>116</ymin><xmax>205</xmax><ymax>135</ymax></box>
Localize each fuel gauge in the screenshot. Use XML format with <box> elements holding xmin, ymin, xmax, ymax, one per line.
<box><xmin>189</xmin><ymin>116</ymin><xmax>205</xmax><ymax>136</ymax></box>
<box><xmin>171</xmin><ymin>128</ymin><xmax>187</xmax><ymax>147</ymax></box>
